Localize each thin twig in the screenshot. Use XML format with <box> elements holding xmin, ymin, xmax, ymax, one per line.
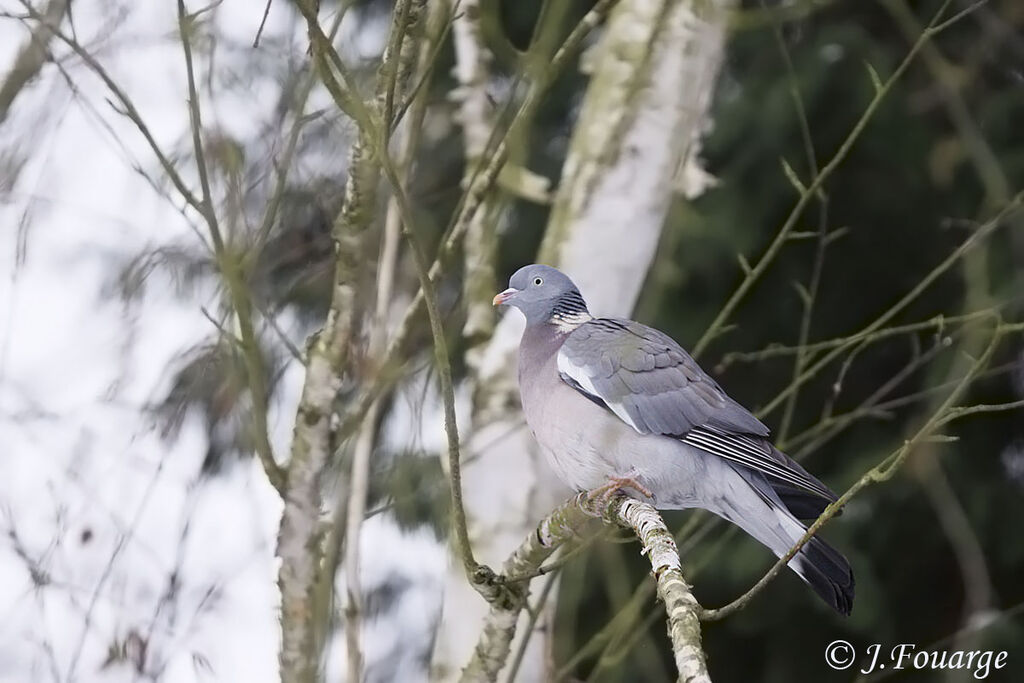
<box><xmin>0</xmin><ymin>0</ymin><xmax>71</xmax><ymax>123</ymax></box>
<box><xmin>21</xmin><ymin>1</ymin><xmax>206</xmax><ymax>219</ymax></box>
<box><xmin>253</xmin><ymin>0</ymin><xmax>273</xmax><ymax>47</ymax></box>
<box><xmin>763</xmin><ymin>0</ymin><xmax>829</xmax><ymax>443</ymax></box>
<box><xmin>701</xmin><ymin>322</ymin><xmax>1004</xmax><ymax>621</ymax></box>
<box><xmin>717</xmin><ymin>308</ymin><xmax>998</xmax><ymax>367</ymax></box>
<box><xmin>377</xmin><ymin>0</ymin><xmax>415</xmax><ymax>131</ymax></box>
<box><xmin>341</xmin><ymin>4</ymin><xmax>432</xmax><ymax>679</ymax></box>
<box><xmin>504</xmin><ymin>571</ymin><xmax>559</xmax><ymax>683</ymax></box>
<box><xmin>692</xmin><ymin>0</ymin><xmax>966</xmax><ymax>358</ymax></box>
<box><xmin>786</xmin><ymin>358</ymin><xmax>1021</xmax><ymax>456</ymax></box>
<box><xmin>758</xmin><ymin>193</ymin><xmax>1023</xmax><ymax>418</ymax></box>
<box><xmin>324</xmin><ymin>0</ymin><xmax>616</xmax><ymax>457</ymax></box>
<box><xmin>384</xmin><ymin>149</ymin><xmax>481</xmax><ymax>576</ymax></box>
<box><xmin>178</xmin><ymin>0</ymin><xmax>285</xmax><ymax>493</ymax></box>
<box><xmin>252</xmin><ymin>301</ymin><xmax>306</xmax><ymax>365</ymax></box>
<box><xmin>786</xmin><ymin>335</ymin><xmax>952</xmax><ymax>456</ymax></box>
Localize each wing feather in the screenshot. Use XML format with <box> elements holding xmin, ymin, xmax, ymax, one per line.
<box><xmin>557</xmin><ymin>318</ymin><xmax>836</xmax><ymax>501</ymax></box>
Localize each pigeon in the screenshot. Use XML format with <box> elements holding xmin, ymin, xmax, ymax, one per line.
<box><xmin>493</xmin><ymin>264</ymin><xmax>854</xmax><ymax>614</ymax></box>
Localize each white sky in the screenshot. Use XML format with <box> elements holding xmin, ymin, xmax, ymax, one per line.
<box><xmin>0</xmin><ymin>3</ymin><xmax>444</xmax><ymax>681</ymax></box>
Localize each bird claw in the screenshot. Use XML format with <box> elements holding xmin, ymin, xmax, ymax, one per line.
<box><xmin>583</xmin><ymin>475</ymin><xmax>653</xmax><ymax>512</ymax></box>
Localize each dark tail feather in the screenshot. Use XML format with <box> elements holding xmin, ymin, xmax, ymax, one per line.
<box><xmin>729</xmin><ymin>462</ymin><xmax>855</xmax><ymax>615</ymax></box>
<box><xmin>772</xmin><ymin>483</ymin><xmax>840</xmax><ymax>520</ymax></box>
<box><xmin>768</xmin><ymin>446</ymin><xmax>843</xmax><ymax>520</ymax></box>
<box><xmin>766</xmin><ymin>450</ymin><xmax>854</xmax><ymax>613</ymax></box>
<box><xmin>793</xmin><ymin>534</ymin><xmax>855</xmax><ymax>615</ymax></box>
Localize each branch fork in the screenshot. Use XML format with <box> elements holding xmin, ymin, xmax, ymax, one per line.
<box><xmin>461</xmin><ymin>492</ymin><xmax>710</xmax><ymax>683</ymax></box>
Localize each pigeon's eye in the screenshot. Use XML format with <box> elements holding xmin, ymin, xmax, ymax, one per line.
<box><xmin>533</xmin><ymin>277</ymin><xmax>543</xmax><ymax>286</ymax></box>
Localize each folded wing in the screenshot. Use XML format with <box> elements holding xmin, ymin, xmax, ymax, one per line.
<box><xmin>557</xmin><ymin>318</ymin><xmax>836</xmax><ymax>502</ymax></box>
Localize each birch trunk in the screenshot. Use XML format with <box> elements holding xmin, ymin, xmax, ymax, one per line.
<box><xmin>453</xmin><ymin>0</ymin><xmax>500</xmax><ymax>354</ymax></box>
<box><xmin>279</xmin><ymin>4</ymin><xmax>424</xmax><ymax>681</ymax></box>
<box><xmin>432</xmin><ymin>1</ymin><xmax>734</xmax><ymax>680</ymax></box>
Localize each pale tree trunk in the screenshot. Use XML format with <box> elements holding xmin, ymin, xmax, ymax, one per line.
<box><xmin>432</xmin><ymin>1</ymin><xmax>735</xmax><ymax>680</ymax></box>
<box><xmin>279</xmin><ymin>3</ymin><xmax>425</xmax><ymax>682</ymax></box>
<box><xmin>453</xmin><ymin>0</ymin><xmax>500</xmax><ymax>355</ymax></box>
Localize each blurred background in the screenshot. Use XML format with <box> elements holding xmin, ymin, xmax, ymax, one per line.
<box><xmin>1</xmin><ymin>0</ymin><xmax>1022</xmax><ymax>681</ymax></box>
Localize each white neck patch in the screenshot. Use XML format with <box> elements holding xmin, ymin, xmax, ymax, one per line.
<box><xmin>549</xmin><ymin>310</ymin><xmax>593</xmax><ymax>333</ymax></box>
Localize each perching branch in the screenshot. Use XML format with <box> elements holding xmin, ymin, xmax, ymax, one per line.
<box><xmin>613</xmin><ymin>497</ymin><xmax>710</xmax><ymax>683</ymax></box>
<box><xmin>460</xmin><ymin>494</ymin><xmax>709</xmax><ymax>683</ymax></box>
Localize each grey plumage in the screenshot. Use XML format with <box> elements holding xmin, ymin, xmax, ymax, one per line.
<box><xmin>497</xmin><ymin>264</ymin><xmax>854</xmax><ymax>615</ymax></box>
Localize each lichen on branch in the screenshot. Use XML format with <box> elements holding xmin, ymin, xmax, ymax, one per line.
<box><xmin>460</xmin><ymin>493</ymin><xmax>710</xmax><ymax>683</ymax></box>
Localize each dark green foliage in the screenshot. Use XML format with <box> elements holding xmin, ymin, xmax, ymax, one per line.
<box><xmin>152</xmin><ymin>339</ymin><xmax>284</xmax><ymax>476</ymax></box>
<box><xmin>369</xmin><ymin>450</ymin><xmax>449</xmax><ymax>537</ymax></box>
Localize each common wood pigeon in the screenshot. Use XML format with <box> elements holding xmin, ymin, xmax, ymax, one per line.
<box><xmin>494</xmin><ymin>264</ymin><xmax>854</xmax><ymax>615</ymax></box>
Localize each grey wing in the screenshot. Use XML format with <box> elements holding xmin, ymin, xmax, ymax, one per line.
<box><xmin>558</xmin><ymin>318</ymin><xmax>836</xmax><ymax>501</ymax></box>
<box><xmin>557</xmin><ymin>318</ymin><xmax>765</xmax><ymax>436</ymax></box>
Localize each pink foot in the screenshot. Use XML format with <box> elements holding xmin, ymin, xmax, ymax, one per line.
<box><xmin>585</xmin><ymin>475</ymin><xmax>653</xmax><ymax>507</ymax></box>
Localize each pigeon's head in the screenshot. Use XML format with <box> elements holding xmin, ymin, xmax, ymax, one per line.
<box><xmin>493</xmin><ymin>264</ymin><xmax>589</xmax><ymax>326</ymax></box>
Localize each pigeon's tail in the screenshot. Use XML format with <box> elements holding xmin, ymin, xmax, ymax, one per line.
<box><xmin>771</xmin><ymin>504</ymin><xmax>855</xmax><ymax>615</ymax></box>
<box><xmin>719</xmin><ymin>465</ymin><xmax>854</xmax><ymax>615</ymax></box>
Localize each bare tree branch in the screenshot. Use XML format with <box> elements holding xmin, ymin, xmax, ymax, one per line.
<box><xmin>758</xmin><ymin>192</ymin><xmax>1023</xmax><ymax>418</ymax></box>
<box><xmin>701</xmin><ymin>320</ymin><xmax>1006</xmax><ymax>621</ymax></box>
<box><xmin>692</xmin><ymin>0</ymin><xmax>978</xmax><ymax>358</ymax></box>
<box><xmin>616</xmin><ymin>498</ymin><xmax>709</xmax><ymax>683</ymax></box>
<box><xmin>460</xmin><ymin>493</ymin><xmax>709</xmax><ymax>683</ymax></box>
<box><xmin>276</xmin><ymin>0</ymin><xmax>412</xmax><ymax>677</ymax></box>
<box><xmin>324</xmin><ymin>0</ymin><xmax>617</xmax><ymax>450</ymax></box>
<box><xmin>177</xmin><ymin>0</ymin><xmax>285</xmax><ymax>494</ymax></box>
<box><xmin>20</xmin><ymin>1</ymin><xmax>209</xmax><ymax>228</ymax></box>
<box><xmin>0</xmin><ymin>0</ymin><xmax>70</xmax><ymax>123</ymax></box>
<box><xmin>342</xmin><ymin>3</ymin><xmax>439</xmax><ymax>679</ymax></box>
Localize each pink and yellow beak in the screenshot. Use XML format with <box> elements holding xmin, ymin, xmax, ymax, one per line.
<box><xmin>492</xmin><ymin>288</ymin><xmax>518</xmax><ymax>306</ymax></box>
